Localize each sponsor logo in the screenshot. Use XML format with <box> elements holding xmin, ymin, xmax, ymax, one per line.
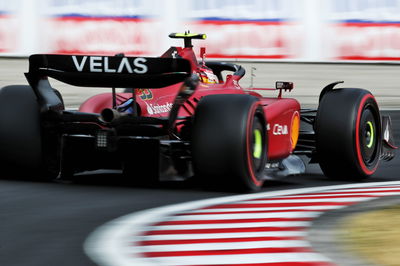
<box><xmin>137</xmin><ymin>89</ymin><xmax>153</xmax><ymax>100</ymax></box>
<box><xmin>72</xmin><ymin>56</ymin><xmax>148</xmax><ymax>74</ymax></box>
<box><xmin>171</xmin><ymin>50</ymin><xmax>178</xmax><ymax>58</ymax></box>
<box><xmin>272</xmin><ymin>123</ymin><xmax>288</xmax><ymax>135</ymax></box>
<box><xmin>265</xmin><ymin>162</ymin><xmax>280</xmax><ymax>169</ymax></box>
<box><xmin>146</xmin><ymin>102</ymin><xmax>173</xmax><ymax>115</ymax></box>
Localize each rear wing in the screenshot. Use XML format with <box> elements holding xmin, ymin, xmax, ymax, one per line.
<box><xmin>25</xmin><ymin>54</ymin><xmax>192</xmax><ymax>112</ymax></box>
<box><xmin>26</xmin><ymin>54</ymin><xmax>192</xmax><ymax>88</ymax></box>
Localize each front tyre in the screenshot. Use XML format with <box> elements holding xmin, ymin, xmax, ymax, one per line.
<box><xmin>192</xmin><ymin>94</ymin><xmax>267</xmax><ymax>191</ymax></box>
<box><xmin>316</xmin><ymin>88</ymin><xmax>381</xmax><ymax>180</ymax></box>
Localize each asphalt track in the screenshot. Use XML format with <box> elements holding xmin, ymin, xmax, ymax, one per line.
<box><xmin>0</xmin><ymin>59</ymin><xmax>399</xmax><ymax>266</ymax></box>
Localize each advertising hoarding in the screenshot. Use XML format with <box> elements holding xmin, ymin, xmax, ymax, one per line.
<box><xmin>1</xmin><ymin>0</ymin><xmax>400</xmax><ymax>62</ymax></box>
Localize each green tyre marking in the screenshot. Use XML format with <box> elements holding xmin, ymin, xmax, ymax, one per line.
<box><xmin>366</xmin><ymin>121</ymin><xmax>374</xmax><ymax>148</ymax></box>
<box><xmin>253</xmin><ymin>129</ymin><xmax>262</xmax><ymax>159</ymax></box>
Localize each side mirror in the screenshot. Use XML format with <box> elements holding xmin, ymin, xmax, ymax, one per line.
<box><xmin>276</xmin><ymin>81</ymin><xmax>293</xmax><ymax>92</ymax></box>
<box><xmin>276</xmin><ymin>81</ymin><xmax>294</xmax><ymax>98</ymax></box>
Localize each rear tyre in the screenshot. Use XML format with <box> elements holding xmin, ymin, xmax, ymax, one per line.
<box><xmin>316</xmin><ymin>88</ymin><xmax>381</xmax><ymax>180</ymax></box>
<box><xmin>0</xmin><ymin>85</ymin><xmax>47</xmax><ymax>178</ymax></box>
<box><xmin>192</xmin><ymin>94</ymin><xmax>267</xmax><ymax>191</ymax></box>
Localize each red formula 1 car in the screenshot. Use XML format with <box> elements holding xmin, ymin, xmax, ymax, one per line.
<box><xmin>0</xmin><ymin>33</ymin><xmax>396</xmax><ymax>191</ymax></box>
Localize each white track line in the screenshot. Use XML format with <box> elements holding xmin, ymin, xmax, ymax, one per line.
<box><xmin>138</xmin><ymin>230</ymin><xmax>308</xmax><ymax>240</ymax></box>
<box><xmin>186</xmin><ymin>205</ymin><xmax>343</xmax><ymax>212</ymax></box>
<box><xmin>138</xmin><ymin>240</ymin><xmax>311</xmax><ymax>252</ymax></box>
<box><xmin>280</xmin><ymin>192</ymin><xmax>400</xmax><ymax>198</ymax></box>
<box><xmin>129</xmin><ymin>253</ymin><xmax>331</xmax><ymax>266</ymax></box>
<box><xmin>163</xmin><ymin>211</ymin><xmax>322</xmax><ymax>220</ymax></box>
<box><xmin>145</xmin><ymin>221</ymin><xmax>311</xmax><ymax>230</ymax></box>
<box><xmin>236</xmin><ymin>197</ymin><xmax>376</xmax><ymax>203</ymax></box>
<box><xmin>84</xmin><ymin>181</ymin><xmax>400</xmax><ymax>266</ymax></box>
<box><xmin>320</xmin><ymin>187</ymin><xmax>400</xmax><ymax>193</ymax></box>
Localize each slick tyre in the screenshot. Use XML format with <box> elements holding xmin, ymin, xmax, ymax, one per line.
<box><xmin>192</xmin><ymin>94</ymin><xmax>267</xmax><ymax>192</ymax></box>
<box><xmin>0</xmin><ymin>85</ymin><xmax>45</xmax><ymax>178</ymax></box>
<box><xmin>316</xmin><ymin>88</ymin><xmax>381</xmax><ymax>180</ymax></box>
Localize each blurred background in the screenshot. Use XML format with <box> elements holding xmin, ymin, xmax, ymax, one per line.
<box><xmin>0</xmin><ymin>0</ymin><xmax>399</xmax><ymax>109</ymax></box>
<box><xmin>1</xmin><ymin>0</ymin><xmax>400</xmax><ymax>61</ymax></box>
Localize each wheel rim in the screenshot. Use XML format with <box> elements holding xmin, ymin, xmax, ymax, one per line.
<box><xmin>359</xmin><ymin>106</ymin><xmax>378</xmax><ymax>165</ymax></box>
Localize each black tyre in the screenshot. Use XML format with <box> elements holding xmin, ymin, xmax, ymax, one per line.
<box><xmin>0</xmin><ymin>85</ymin><xmax>44</xmax><ymax>178</ymax></box>
<box><xmin>192</xmin><ymin>94</ymin><xmax>267</xmax><ymax>191</ymax></box>
<box><xmin>316</xmin><ymin>88</ymin><xmax>381</xmax><ymax>180</ymax></box>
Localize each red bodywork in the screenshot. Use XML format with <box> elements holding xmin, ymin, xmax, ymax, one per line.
<box><xmin>79</xmin><ymin>46</ymin><xmax>300</xmax><ymax>161</ymax></box>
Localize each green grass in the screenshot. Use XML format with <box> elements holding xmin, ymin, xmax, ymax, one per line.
<box><xmin>340</xmin><ymin>205</ymin><xmax>400</xmax><ymax>266</ymax></box>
